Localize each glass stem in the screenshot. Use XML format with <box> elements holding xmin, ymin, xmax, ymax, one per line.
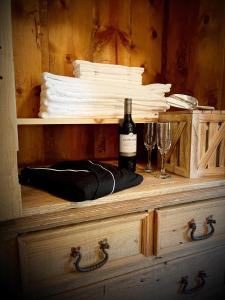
<box><xmin>161</xmin><ymin>152</ymin><xmax>166</xmax><ymax>175</ymax></box>
<box><xmin>147</xmin><ymin>148</ymin><xmax>152</xmax><ymax>170</ymax></box>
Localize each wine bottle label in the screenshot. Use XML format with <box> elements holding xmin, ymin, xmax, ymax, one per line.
<box><xmin>119</xmin><ymin>133</ymin><xmax>137</xmax><ymax>156</ymax></box>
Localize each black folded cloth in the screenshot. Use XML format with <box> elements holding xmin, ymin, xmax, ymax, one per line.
<box><xmin>19</xmin><ymin>160</ymin><xmax>143</xmax><ymax>201</ymax></box>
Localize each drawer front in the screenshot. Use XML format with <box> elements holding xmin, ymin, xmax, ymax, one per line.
<box><xmin>18</xmin><ymin>213</ymin><xmax>149</xmax><ymax>296</ymax></box>
<box><xmin>49</xmin><ymin>245</ymin><xmax>225</xmax><ymax>300</ymax></box>
<box><xmin>155</xmin><ymin>197</ymin><xmax>225</xmax><ymax>256</ymax></box>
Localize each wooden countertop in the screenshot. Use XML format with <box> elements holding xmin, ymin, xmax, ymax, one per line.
<box><xmin>21</xmin><ymin>165</ymin><xmax>225</xmax><ymax>217</ymax></box>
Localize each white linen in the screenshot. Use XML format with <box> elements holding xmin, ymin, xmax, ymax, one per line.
<box><xmin>73</xmin><ymin>60</ymin><xmax>144</xmax><ymax>84</ymax></box>
<box><xmin>39</xmin><ymin>71</ymin><xmax>171</xmax><ymax>118</ymax></box>
<box><xmin>73</xmin><ymin>60</ymin><xmax>144</xmax><ymax>75</ymax></box>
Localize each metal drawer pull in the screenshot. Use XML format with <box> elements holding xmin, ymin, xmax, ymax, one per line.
<box><xmin>71</xmin><ymin>239</ymin><xmax>109</xmax><ymax>272</ymax></box>
<box><xmin>188</xmin><ymin>215</ymin><xmax>216</xmax><ymax>241</ymax></box>
<box><xmin>179</xmin><ymin>271</ymin><xmax>207</xmax><ymax>294</ymax></box>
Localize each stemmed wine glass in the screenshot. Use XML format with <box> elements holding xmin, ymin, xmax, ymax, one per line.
<box><xmin>156</xmin><ymin>122</ymin><xmax>172</xmax><ymax>179</ymax></box>
<box><xmin>144</xmin><ymin>123</ymin><xmax>156</xmax><ymax>172</ymax></box>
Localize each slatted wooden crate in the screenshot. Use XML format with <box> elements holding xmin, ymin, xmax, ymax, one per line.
<box><xmin>158</xmin><ymin>110</ymin><xmax>225</xmax><ymax>178</ymax></box>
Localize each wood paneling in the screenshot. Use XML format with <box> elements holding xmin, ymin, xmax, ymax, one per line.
<box><xmin>12</xmin><ymin>0</ymin><xmax>225</xmax><ymax>166</ymax></box>
<box><xmin>12</xmin><ymin>0</ymin><xmax>42</xmax><ymax>117</ymax></box>
<box><xmin>165</xmin><ymin>0</ymin><xmax>225</xmax><ymax>109</ymax></box>
<box><xmin>131</xmin><ymin>0</ymin><xmax>165</xmax><ymax>84</ymax></box>
<box><xmin>12</xmin><ymin>0</ymin><xmax>164</xmax><ymax>165</ymax></box>
<box><xmin>0</xmin><ymin>0</ymin><xmax>21</xmax><ymax>221</ymax></box>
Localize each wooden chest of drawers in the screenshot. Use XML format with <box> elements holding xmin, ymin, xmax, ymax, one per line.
<box><xmin>18</xmin><ymin>213</ymin><xmax>149</xmax><ymax>297</ymax></box>
<box><xmin>1</xmin><ymin>176</ymin><xmax>225</xmax><ymax>300</ymax></box>
<box><xmin>155</xmin><ymin>197</ymin><xmax>225</xmax><ymax>256</ymax></box>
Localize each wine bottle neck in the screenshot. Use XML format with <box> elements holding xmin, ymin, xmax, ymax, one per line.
<box><xmin>124</xmin><ymin>113</ymin><xmax>132</xmax><ymax>121</ymax></box>
<box><xmin>124</xmin><ymin>98</ymin><xmax>132</xmax><ymax>115</ymax></box>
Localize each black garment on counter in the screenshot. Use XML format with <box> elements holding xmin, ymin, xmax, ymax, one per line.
<box><xmin>19</xmin><ymin>160</ymin><xmax>143</xmax><ymax>201</ymax></box>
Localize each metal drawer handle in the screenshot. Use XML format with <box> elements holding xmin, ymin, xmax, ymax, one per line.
<box><xmin>179</xmin><ymin>271</ymin><xmax>207</xmax><ymax>294</ymax></box>
<box><xmin>188</xmin><ymin>215</ymin><xmax>216</xmax><ymax>241</ymax></box>
<box><xmin>71</xmin><ymin>239</ymin><xmax>109</xmax><ymax>272</ymax></box>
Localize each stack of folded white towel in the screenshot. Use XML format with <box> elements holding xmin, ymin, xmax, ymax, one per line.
<box><xmin>73</xmin><ymin>60</ymin><xmax>144</xmax><ymax>85</ymax></box>
<box><xmin>39</xmin><ymin>60</ymin><xmax>171</xmax><ymax>118</ymax></box>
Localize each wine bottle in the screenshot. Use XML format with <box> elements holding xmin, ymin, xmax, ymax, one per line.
<box><xmin>119</xmin><ymin>98</ymin><xmax>137</xmax><ymax>172</ymax></box>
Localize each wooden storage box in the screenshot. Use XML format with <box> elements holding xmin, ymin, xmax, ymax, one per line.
<box><xmin>159</xmin><ymin>110</ymin><xmax>225</xmax><ymax>178</ymax></box>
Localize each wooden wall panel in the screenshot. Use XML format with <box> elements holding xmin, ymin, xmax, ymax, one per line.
<box><xmin>131</xmin><ymin>0</ymin><xmax>165</xmax><ymax>84</ymax></box>
<box><xmin>12</xmin><ymin>0</ymin><xmax>42</xmax><ymax>117</ymax></box>
<box><xmin>92</xmin><ymin>0</ymin><xmax>132</xmax><ymax>65</ymax></box>
<box><xmin>44</xmin><ymin>125</ymin><xmax>95</xmax><ymax>163</ymax></box>
<box><xmin>13</xmin><ymin>0</ymin><xmax>164</xmax><ymax>166</ymax></box>
<box><xmin>165</xmin><ymin>0</ymin><xmax>225</xmax><ymax>109</ymax></box>
<box><xmin>0</xmin><ymin>0</ymin><xmax>22</xmax><ymax>221</ymax></box>
<box><xmin>12</xmin><ymin>0</ymin><xmax>45</xmax><ymax>166</ymax></box>
<box><xmin>17</xmin><ymin>126</ymin><xmax>45</xmax><ymax>166</ymax></box>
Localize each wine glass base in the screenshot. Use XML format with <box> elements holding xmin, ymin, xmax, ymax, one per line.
<box><xmin>155</xmin><ymin>172</ymin><xmax>171</xmax><ymax>179</ymax></box>
<box><xmin>144</xmin><ymin>167</ymin><xmax>153</xmax><ymax>173</ymax></box>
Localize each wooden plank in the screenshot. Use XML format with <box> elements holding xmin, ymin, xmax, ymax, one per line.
<box><xmin>17</xmin><ymin>126</ymin><xmax>45</xmax><ymax>166</ymax></box>
<box><xmin>198</xmin><ymin>122</ymin><xmax>225</xmax><ymax>169</ymax></box>
<box><xmin>12</xmin><ymin>0</ymin><xmax>45</xmax><ymax>167</ymax></box>
<box><xmin>166</xmin><ymin>121</ymin><xmax>178</xmax><ymax>172</ymax></box>
<box><xmin>164</xmin><ymin>0</ymin><xmax>200</xmax><ymax>95</ymax></box>
<box><xmin>179</xmin><ymin>119</ymin><xmax>189</xmax><ymax>173</ymax></box>
<box><xmin>43</xmin><ymin>125</ymin><xmax>95</xmax><ymax>163</ymax></box>
<box><xmin>92</xmin><ymin>0</ymin><xmax>131</xmax><ymax>65</ymax></box>
<box><xmin>207</xmin><ymin>122</ymin><xmax>218</xmax><ymax>168</ymax></box>
<box><xmin>130</xmin><ymin>0</ymin><xmax>165</xmax><ymax>84</ymax></box>
<box><xmin>166</xmin><ymin>121</ymin><xmax>186</xmax><ymax>161</ymax></box>
<box><xmin>17</xmin><ymin>115</ymin><xmax>159</xmax><ymax>125</ymax></box>
<box><xmin>219</xmin><ymin>136</ymin><xmax>225</xmax><ymax>167</ymax></box>
<box><xmin>198</xmin><ymin>122</ymin><xmax>208</xmax><ymax>165</ymax></box>
<box><xmin>189</xmin><ymin>113</ymin><xmax>200</xmax><ymax>177</ymax></box>
<box><xmin>94</xmin><ymin>125</ymin><xmax>118</xmax><ymax>159</ymax></box>
<box><xmin>92</xmin><ymin>0</ymin><xmax>117</xmax><ymax>64</ymax></box>
<box><xmin>141</xmin><ymin>211</ymin><xmax>154</xmax><ymax>257</ymax></box>
<box><xmin>165</xmin><ymin>0</ymin><xmax>225</xmax><ymax>109</ymax></box>
<box><xmin>197</xmin><ymin>167</ymin><xmax>225</xmax><ymax>177</ymax></box>
<box><xmin>0</xmin><ymin>0</ymin><xmax>22</xmax><ymax>221</ymax></box>
<box><xmin>39</xmin><ymin>0</ymin><xmax>49</xmax><ymax>71</ymax></box>
<box><xmin>12</xmin><ymin>0</ymin><xmax>42</xmax><ymax>117</ymax></box>
<box><xmin>199</xmin><ymin>113</ymin><xmax>225</xmax><ymax>122</ymax></box>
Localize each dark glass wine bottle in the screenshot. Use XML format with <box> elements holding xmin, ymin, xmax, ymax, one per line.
<box><xmin>119</xmin><ymin>98</ymin><xmax>137</xmax><ymax>172</ymax></box>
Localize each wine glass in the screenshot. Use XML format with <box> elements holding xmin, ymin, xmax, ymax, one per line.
<box><xmin>144</xmin><ymin>123</ymin><xmax>156</xmax><ymax>172</ymax></box>
<box><xmin>156</xmin><ymin>122</ymin><xmax>172</xmax><ymax>179</ymax></box>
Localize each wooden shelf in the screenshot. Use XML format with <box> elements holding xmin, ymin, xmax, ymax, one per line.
<box><xmin>17</xmin><ymin>114</ymin><xmax>159</xmax><ymax>125</ymax></box>
<box><xmin>21</xmin><ymin>167</ymin><xmax>225</xmax><ymax>217</ymax></box>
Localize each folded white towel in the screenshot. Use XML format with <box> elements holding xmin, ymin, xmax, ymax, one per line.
<box><xmin>41</xmin><ymin>101</ymin><xmax>169</xmax><ymax>111</ymax></box>
<box><xmin>73</xmin><ymin>71</ymin><xmax>142</xmax><ymax>84</ymax></box>
<box><xmin>73</xmin><ymin>69</ymin><xmax>142</xmax><ymax>80</ymax></box>
<box><xmin>73</xmin><ymin>74</ymin><xmax>142</xmax><ymax>84</ymax></box>
<box><xmin>41</xmin><ymin>73</ymin><xmax>171</xmax><ymax>93</ymax></box>
<box><xmin>39</xmin><ymin>72</ymin><xmax>171</xmax><ymax>119</ymax></box>
<box><xmin>73</xmin><ymin>60</ymin><xmax>144</xmax><ymax>75</ymax></box>
<box><xmin>41</xmin><ymin>89</ymin><xmax>166</xmax><ymax>103</ymax></box>
<box><xmin>41</xmin><ymin>98</ymin><xmax>169</xmax><ymax>110</ymax></box>
<box><xmin>39</xmin><ymin>104</ymin><xmax>169</xmax><ymax>118</ymax></box>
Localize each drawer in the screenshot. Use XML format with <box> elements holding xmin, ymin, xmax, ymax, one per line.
<box><xmin>49</xmin><ymin>244</ymin><xmax>225</xmax><ymax>300</ymax></box>
<box><xmin>18</xmin><ymin>212</ymin><xmax>150</xmax><ymax>298</ymax></box>
<box><xmin>155</xmin><ymin>197</ymin><xmax>225</xmax><ymax>256</ymax></box>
